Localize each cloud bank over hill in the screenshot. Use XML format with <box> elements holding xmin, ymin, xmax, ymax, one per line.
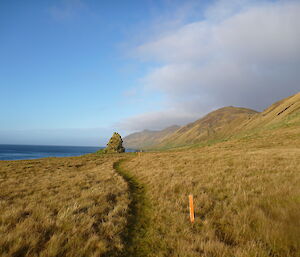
<box><xmin>119</xmin><ymin>0</ymin><xmax>300</xmax><ymax>132</ymax></box>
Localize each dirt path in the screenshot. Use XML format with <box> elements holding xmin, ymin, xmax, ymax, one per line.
<box><xmin>113</xmin><ymin>159</ymin><xmax>151</xmax><ymax>257</ymax></box>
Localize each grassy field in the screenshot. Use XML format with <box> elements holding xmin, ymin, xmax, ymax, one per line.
<box><xmin>0</xmin><ymin>155</ymin><xmax>129</xmax><ymax>257</ymax></box>
<box><xmin>124</xmin><ymin>124</ymin><xmax>300</xmax><ymax>257</ymax></box>
<box><xmin>0</xmin><ymin>110</ymin><xmax>299</xmax><ymax>256</ymax></box>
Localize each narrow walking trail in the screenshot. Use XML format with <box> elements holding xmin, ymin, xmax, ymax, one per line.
<box><xmin>113</xmin><ymin>158</ymin><xmax>151</xmax><ymax>257</ymax></box>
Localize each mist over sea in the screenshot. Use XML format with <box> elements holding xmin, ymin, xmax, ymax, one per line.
<box><xmin>0</xmin><ymin>144</ymin><xmax>103</xmax><ymax>161</ymax></box>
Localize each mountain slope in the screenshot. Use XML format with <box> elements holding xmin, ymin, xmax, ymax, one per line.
<box><xmin>124</xmin><ymin>92</ymin><xmax>300</xmax><ymax>150</ymax></box>
<box><xmin>154</xmin><ymin>106</ymin><xmax>258</xmax><ymax>149</ymax></box>
<box><xmin>123</xmin><ymin>125</ymin><xmax>180</xmax><ymax>149</ymax></box>
<box><xmin>237</xmin><ymin>92</ymin><xmax>300</xmax><ymax>131</ymax></box>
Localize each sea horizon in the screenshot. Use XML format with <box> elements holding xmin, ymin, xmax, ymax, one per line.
<box><xmin>0</xmin><ymin>144</ymin><xmax>103</xmax><ymax>161</ymax></box>
<box><xmin>0</xmin><ymin>143</ymin><xmax>104</xmax><ymax>148</ymax></box>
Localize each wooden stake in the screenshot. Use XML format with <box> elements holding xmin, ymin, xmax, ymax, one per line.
<box><xmin>189</xmin><ymin>194</ymin><xmax>195</xmax><ymax>223</ymax></box>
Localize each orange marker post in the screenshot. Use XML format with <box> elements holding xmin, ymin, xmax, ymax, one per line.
<box><xmin>189</xmin><ymin>194</ymin><xmax>195</xmax><ymax>223</ymax></box>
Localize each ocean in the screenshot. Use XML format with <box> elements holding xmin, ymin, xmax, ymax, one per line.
<box><xmin>0</xmin><ymin>144</ymin><xmax>103</xmax><ymax>161</ymax></box>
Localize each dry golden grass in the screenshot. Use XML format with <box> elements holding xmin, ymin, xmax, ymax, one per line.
<box><xmin>0</xmin><ymin>107</ymin><xmax>299</xmax><ymax>257</ymax></box>
<box><xmin>0</xmin><ymin>155</ymin><xmax>129</xmax><ymax>257</ymax></box>
<box><xmin>124</xmin><ymin>126</ymin><xmax>300</xmax><ymax>257</ymax></box>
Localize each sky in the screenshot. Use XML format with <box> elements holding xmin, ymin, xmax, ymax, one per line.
<box><xmin>0</xmin><ymin>0</ymin><xmax>299</xmax><ymax>146</ymax></box>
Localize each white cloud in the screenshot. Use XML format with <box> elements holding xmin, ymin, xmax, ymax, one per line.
<box><xmin>204</xmin><ymin>0</ymin><xmax>259</xmax><ymax>21</ymax></box>
<box><xmin>120</xmin><ymin>0</ymin><xmax>300</xmax><ymax>131</ymax></box>
<box><xmin>117</xmin><ymin>109</ymin><xmax>200</xmax><ymax>132</ymax></box>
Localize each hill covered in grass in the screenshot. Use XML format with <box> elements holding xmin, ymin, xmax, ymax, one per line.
<box><xmin>237</xmin><ymin>91</ymin><xmax>300</xmax><ymax>131</ymax></box>
<box><xmin>123</xmin><ymin>125</ymin><xmax>180</xmax><ymax>150</ymax></box>
<box><xmin>124</xmin><ymin>92</ymin><xmax>300</xmax><ymax>150</ymax></box>
<box><xmin>155</xmin><ymin>106</ymin><xmax>258</xmax><ymax>149</ymax></box>
<box><xmin>123</xmin><ymin>107</ymin><xmax>257</xmax><ymax>150</ymax></box>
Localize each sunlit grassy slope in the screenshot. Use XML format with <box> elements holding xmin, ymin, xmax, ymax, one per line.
<box><xmin>155</xmin><ymin>106</ymin><xmax>258</xmax><ymax>149</ymax></box>
<box><xmin>124</xmin><ymin>92</ymin><xmax>300</xmax><ymax>150</ymax></box>
<box><xmin>123</xmin><ymin>107</ymin><xmax>257</xmax><ymax>150</ymax></box>
<box><xmin>0</xmin><ymin>155</ymin><xmax>129</xmax><ymax>257</ymax></box>
<box><xmin>125</xmin><ymin>114</ymin><xmax>300</xmax><ymax>257</ymax></box>
<box><xmin>238</xmin><ymin>91</ymin><xmax>300</xmax><ymax>131</ymax></box>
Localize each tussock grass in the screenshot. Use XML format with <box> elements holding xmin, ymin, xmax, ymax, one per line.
<box><xmin>0</xmin><ymin>112</ymin><xmax>299</xmax><ymax>257</ymax></box>
<box><xmin>0</xmin><ymin>155</ymin><xmax>129</xmax><ymax>257</ymax></box>
<box><xmin>125</xmin><ymin>127</ymin><xmax>300</xmax><ymax>257</ymax></box>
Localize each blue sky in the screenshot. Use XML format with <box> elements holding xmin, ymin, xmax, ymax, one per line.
<box><xmin>1</xmin><ymin>0</ymin><xmax>299</xmax><ymax>146</ymax></box>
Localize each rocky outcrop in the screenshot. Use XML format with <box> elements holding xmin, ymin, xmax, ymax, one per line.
<box><xmin>104</xmin><ymin>132</ymin><xmax>125</xmax><ymax>153</ymax></box>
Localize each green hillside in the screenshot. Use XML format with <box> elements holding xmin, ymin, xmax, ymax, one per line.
<box><xmin>237</xmin><ymin>92</ymin><xmax>300</xmax><ymax>131</ymax></box>
<box><xmin>123</xmin><ymin>125</ymin><xmax>180</xmax><ymax>149</ymax></box>
<box><xmin>124</xmin><ymin>92</ymin><xmax>300</xmax><ymax>150</ymax></box>
<box><xmin>155</xmin><ymin>106</ymin><xmax>258</xmax><ymax>149</ymax></box>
